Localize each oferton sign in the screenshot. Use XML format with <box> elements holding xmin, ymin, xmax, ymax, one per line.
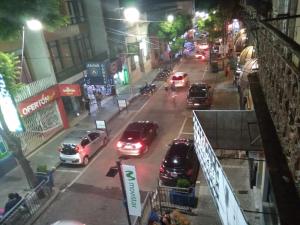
<box><xmin>121</xmin><ymin>164</ymin><xmax>141</xmax><ymax>217</ymax></box>
<box><xmin>18</xmin><ymin>86</ymin><xmax>59</xmax><ymax>117</ymax></box>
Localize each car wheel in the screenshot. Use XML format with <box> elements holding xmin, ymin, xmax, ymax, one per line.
<box><xmin>82</xmin><ymin>156</ymin><xmax>89</xmax><ymax>166</ymax></box>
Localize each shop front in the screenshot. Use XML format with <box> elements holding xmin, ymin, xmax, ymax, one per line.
<box><xmin>17</xmin><ymin>85</ymin><xmax>68</xmax><ymax>154</ymax></box>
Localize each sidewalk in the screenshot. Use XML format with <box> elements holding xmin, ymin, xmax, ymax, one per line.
<box><xmin>0</xmin><ymin>68</ymin><xmax>160</xmax><ymax>206</ymax></box>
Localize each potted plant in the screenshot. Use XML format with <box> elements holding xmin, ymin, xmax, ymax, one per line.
<box><xmin>35</xmin><ymin>164</ymin><xmax>54</xmax><ymax>188</ymax></box>
<box><xmin>169</xmin><ymin>178</ymin><xmax>197</xmax><ymax>207</ymax></box>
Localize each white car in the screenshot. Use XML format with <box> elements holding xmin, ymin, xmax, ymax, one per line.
<box><xmin>169</xmin><ymin>72</ymin><xmax>189</xmax><ymax>88</ymax></box>
<box><xmin>51</xmin><ymin>221</ymin><xmax>85</xmax><ymax>225</ymax></box>
<box><xmin>58</xmin><ymin>130</ymin><xmax>108</xmax><ymax>166</ymax></box>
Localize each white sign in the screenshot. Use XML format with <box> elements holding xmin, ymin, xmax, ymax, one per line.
<box><xmin>193</xmin><ymin>112</ymin><xmax>248</xmax><ymax>225</ymax></box>
<box><xmin>95</xmin><ymin>120</ymin><xmax>106</xmax><ymax>130</ymax></box>
<box><xmin>121</xmin><ymin>164</ymin><xmax>141</xmax><ymax>216</ymax></box>
<box><xmin>118</xmin><ymin>99</ymin><xmax>127</xmax><ymax>108</ymax></box>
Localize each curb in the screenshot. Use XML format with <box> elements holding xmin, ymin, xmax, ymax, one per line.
<box><xmin>25</xmin><ymin>187</ymin><xmax>60</xmax><ymax>225</ymax></box>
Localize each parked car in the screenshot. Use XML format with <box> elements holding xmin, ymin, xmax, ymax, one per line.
<box><xmin>116</xmin><ymin>121</ymin><xmax>159</xmax><ymax>156</ymax></box>
<box><xmin>159</xmin><ymin>139</ymin><xmax>199</xmax><ymax>186</ymax></box>
<box><xmin>169</xmin><ymin>72</ymin><xmax>189</xmax><ymax>88</ymax></box>
<box><xmin>187</xmin><ymin>83</ymin><xmax>212</xmax><ymax>109</ymax></box>
<box><xmin>58</xmin><ymin>130</ymin><xmax>108</xmax><ymax>166</ymax></box>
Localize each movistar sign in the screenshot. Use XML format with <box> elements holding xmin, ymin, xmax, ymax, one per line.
<box><xmin>122</xmin><ymin>164</ymin><xmax>141</xmax><ymax>216</ymax></box>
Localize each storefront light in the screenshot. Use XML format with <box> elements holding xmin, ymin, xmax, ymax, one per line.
<box><xmin>134</xmin><ymin>55</ymin><xmax>139</xmax><ymax>63</ymax></box>
<box><xmin>0</xmin><ymin>74</ymin><xmax>23</xmax><ymax>132</ymax></box>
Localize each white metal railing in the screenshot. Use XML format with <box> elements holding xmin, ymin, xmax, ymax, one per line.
<box><xmin>14</xmin><ymin>76</ymin><xmax>56</xmax><ymax>103</ymax></box>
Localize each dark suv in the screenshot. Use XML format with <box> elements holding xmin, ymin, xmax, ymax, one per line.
<box><xmin>187</xmin><ymin>83</ymin><xmax>212</xmax><ymax>108</ymax></box>
<box><xmin>159</xmin><ymin>139</ymin><xmax>199</xmax><ymax>186</ymax></box>
<box><xmin>116</xmin><ymin>121</ymin><xmax>158</xmax><ymax>156</ymax></box>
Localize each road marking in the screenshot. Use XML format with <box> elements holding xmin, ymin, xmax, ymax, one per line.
<box><xmin>56</xmin><ymin>169</ymin><xmax>81</xmax><ymax>173</ymax></box>
<box><xmin>62</xmin><ymin>95</ymin><xmax>153</xmax><ymax>192</ymax></box>
<box><xmin>177</xmin><ymin>117</ymin><xmax>187</xmax><ymax>138</ymax></box>
<box><xmin>181</xmin><ymin>132</ymin><xmax>193</xmax><ymax>135</ymax></box>
<box><xmin>201</xmin><ymin>64</ymin><xmax>208</xmax><ymax>81</ymax></box>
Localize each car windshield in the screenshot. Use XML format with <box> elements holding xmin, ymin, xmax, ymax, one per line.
<box><xmin>61</xmin><ymin>144</ymin><xmax>77</xmax><ymax>154</ymax></box>
<box><xmin>172</xmin><ymin>76</ymin><xmax>183</xmax><ymax>80</ymax></box>
<box><xmin>121</xmin><ymin>131</ymin><xmax>140</xmax><ymax>142</ymax></box>
<box><xmin>164</xmin><ymin>143</ymin><xmax>189</xmax><ymax>167</ymax></box>
<box><xmin>189</xmin><ymin>87</ymin><xmax>207</xmax><ymax>97</ymax></box>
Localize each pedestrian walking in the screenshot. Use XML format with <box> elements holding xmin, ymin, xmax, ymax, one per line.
<box><xmin>82</xmin><ymin>97</ymin><xmax>90</xmax><ymax>115</ymax></box>
<box><xmin>95</xmin><ymin>90</ymin><xmax>103</xmax><ymax>110</ymax></box>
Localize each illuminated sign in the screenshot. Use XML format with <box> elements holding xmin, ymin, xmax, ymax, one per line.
<box><xmin>0</xmin><ymin>74</ymin><xmax>23</xmax><ymax>132</ymax></box>
<box><xmin>18</xmin><ymin>86</ymin><xmax>59</xmax><ymax>117</ymax></box>
<box><xmin>58</xmin><ymin>84</ymin><xmax>81</xmax><ymax>96</ymax></box>
<box><xmin>121</xmin><ymin>164</ymin><xmax>141</xmax><ymax>216</ymax></box>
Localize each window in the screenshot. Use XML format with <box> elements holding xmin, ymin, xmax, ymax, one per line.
<box><xmin>65</xmin><ymin>0</ymin><xmax>86</xmax><ymax>24</ymax></box>
<box><xmin>59</xmin><ymin>38</ymin><xmax>74</xmax><ymax>69</ymax></box>
<box><xmin>81</xmin><ymin>137</ymin><xmax>90</xmax><ymax>148</ymax></box>
<box><xmin>88</xmin><ymin>132</ymin><xmax>100</xmax><ymax>141</ymax></box>
<box><xmin>48</xmin><ymin>41</ymin><xmax>63</xmax><ymax>73</ymax></box>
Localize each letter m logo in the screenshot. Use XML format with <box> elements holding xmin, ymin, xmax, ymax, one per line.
<box><xmin>125</xmin><ymin>170</ymin><xmax>135</xmax><ymax>181</ymax></box>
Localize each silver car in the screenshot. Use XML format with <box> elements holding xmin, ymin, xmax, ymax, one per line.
<box><xmin>59</xmin><ymin>130</ymin><xmax>108</xmax><ymax>166</ymax></box>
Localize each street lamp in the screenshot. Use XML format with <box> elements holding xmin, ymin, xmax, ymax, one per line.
<box><xmin>123</xmin><ymin>7</ymin><xmax>140</xmax><ymax>23</ymax></box>
<box><xmin>167</xmin><ymin>14</ymin><xmax>174</xmax><ymax>23</ymax></box>
<box><xmin>21</xmin><ymin>19</ymin><xmax>42</xmax><ymax>77</ymax></box>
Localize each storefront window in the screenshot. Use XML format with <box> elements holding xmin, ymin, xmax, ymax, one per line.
<box><xmin>59</xmin><ymin>38</ymin><xmax>74</xmax><ymax>69</ymax></box>
<box><xmin>48</xmin><ymin>41</ymin><xmax>63</xmax><ymax>73</ymax></box>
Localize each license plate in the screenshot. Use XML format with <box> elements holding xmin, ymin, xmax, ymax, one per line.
<box><xmin>194</xmin><ymin>103</ymin><xmax>200</xmax><ymax>106</ymax></box>
<box><xmin>124</xmin><ymin>145</ymin><xmax>132</xmax><ymax>149</ymax></box>
<box><xmin>170</xmin><ymin>172</ymin><xmax>177</xmax><ymax>178</ymax></box>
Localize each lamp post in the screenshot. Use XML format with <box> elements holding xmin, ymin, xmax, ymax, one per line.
<box><xmin>20</xmin><ymin>19</ymin><xmax>42</xmax><ymax>77</ymax></box>
<box><xmin>123</xmin><ymin>7</ymin><xmax>140</xmax><ymax>97</ymax></box>
<box><xmin>167</xmin><ymin>14</ymin><xmax>174</xmax><ymax>23</ymax></box>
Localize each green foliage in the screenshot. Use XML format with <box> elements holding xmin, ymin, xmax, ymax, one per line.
<box><xmin>0</xmin><ymin>52</ymin><xmax>24</xmax><ymax>95</ymax></box>
<box><xmin>149</xmin><ymin>13</ymin><xmax>192</xmax><ymax>43</ymax></box>
<box><xmin>37</xmin><ymin>164</ymin><xmax>48</xmax><ymax>173</ymax></box>
<box><xmin>176</xmin><ymin>178</ymin><xmax>191</xmax><ymax>188</ymax></box>
<box><xmin>170</xmin><ymin>38</ymin><xmax>185</xmax><ymax>53</ymax></box>
<box><xmin>0</xmin><ymin>0</ymin><xmax>69</xmax><ymax>40</ymax></box>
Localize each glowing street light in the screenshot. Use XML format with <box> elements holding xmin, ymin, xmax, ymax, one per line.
<box><xmin>26</xmin><ymin>19</ymin><xmax>43</xmax><ymax>31</ymax></box>
<box><xmin>167</xmin><ymin>14</ymin><xmax>174</xmax><ymax>23</ymax></box>
<box><xmin>123</xmin><ymin>7</ymin><xmax>140</xmax><ymax>23</ymax></box>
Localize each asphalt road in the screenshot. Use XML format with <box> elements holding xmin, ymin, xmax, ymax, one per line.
<box><xmin>33</xmin><ymin>56</ymin><xmax>239</xmax><ymax>225</ymax></box>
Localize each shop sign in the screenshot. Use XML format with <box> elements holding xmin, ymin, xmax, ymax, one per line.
<box><xmin>18</xmin><ymin>86</ymin><xmax>59</xmax><ymax>117</ymax></box>
<box><xmin>86</xmin><ymin>62</ymin><xmax>108</xmax><ymax>85</ymax></box>
<box><xmin>121</xmin><ymin>164</ymin><xmax>141</xmax><ymax>216</ymax></box>
<box><xmin>59</xmin><ymin>84</ymin><xmax>81</xmax><ymax>96</ymax></box>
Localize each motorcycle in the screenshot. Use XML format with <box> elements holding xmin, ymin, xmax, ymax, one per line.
<box><xmin>139</xmin><ymin>83</ymin><xmax>157</xmax><ymax>95</ymax></box>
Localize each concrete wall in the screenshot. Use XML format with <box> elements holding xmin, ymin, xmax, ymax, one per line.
<box><xmin>194</xmin><ymin>110</ymin><xmax>262</xmax><ymax>151</ymax></box>
<box><xmin>24</xmin><ymin>29</ymin><xmax>56</xmax><ymax>81</ymax></box>
<box><xmin>83</xmin><ymin>0</ymin><xmax>108</xmax><ymax>56</ymax></box>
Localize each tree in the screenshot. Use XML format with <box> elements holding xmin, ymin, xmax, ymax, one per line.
<box><xmin>149</xmin><ymin>12</ymin><xmax>192</xmax><ymax>54</ymax></box>
<box><xmin>0</xmin><ymin>0</ymin><xmax>68</xmax><ymax>40</ymax></box>
<box><xmin>0</xmin><ymin>52</ymin><xmax>38</xmax><ymax>188</ymax></box>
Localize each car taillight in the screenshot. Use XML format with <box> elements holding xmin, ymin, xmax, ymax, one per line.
<box><xmin>181</xmin><ymin>80</ymin><xmax>184</xmax><ymax>83</ymax></box>
<box><xmin>160</xmin><ymin>165</ymin><xmax>165</xmax><ymax>173</ymax></box>
<box><xmin>133</xmin><ymin>142</ymin><xmax>143</xmax><ymax>149</ymax></box>
<box><xmin>116</xmin><ymin>141</ymin><xmax>123</xmax><ymax>148</ymax></box>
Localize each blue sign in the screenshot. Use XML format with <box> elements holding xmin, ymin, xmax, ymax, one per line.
<box><xmin>0</xmin><ymin>74</ymin><xmax>23</xmax><ymax>132</ymax></box>
<box><xmin>86</xmin><ymin>62</ymin><xmax>108</xmax><ymax>85</ymax></box>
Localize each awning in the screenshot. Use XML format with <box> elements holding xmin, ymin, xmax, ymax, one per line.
<box><xmin>234</xmin><ymin>34</ymin><xmax>247</xmax><ymax>52</ymax></box>
<box><xmin>240</xmin><ymin>58</ymin><xmax>259</xmax><ymax>89</ymax></box>
<box><xmin>239</xmin><ymin>46</ymin><xmax>255</xmax><ymax>65</ymax></box>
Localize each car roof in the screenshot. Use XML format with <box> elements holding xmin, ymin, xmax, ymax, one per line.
<box><xmin>62</xmin><ymin>130</ymin><xmax>98</xmax><ymax>145</ymax></box>
<box><xmin>126</xmin><ymin>121</ymin><xmax>152</xmax><ymax>131</ymax></box>
<box><xmin>173</xmin><ymin>72</ymin><xmax>187</xmax><ymax>77</ymax></box>
<box><xmin>166</xmin><ymin>140</ymin><xmax>193</xmax><ymax>159</ymax></box>
<box><xmin>190</xmin><ymin>83</ymin><xmax>208</xmax><ymax>88</ymax></box>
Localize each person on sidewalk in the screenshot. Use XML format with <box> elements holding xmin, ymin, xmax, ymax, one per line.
<box><xmin>94</xmin><ymin>90</ymin><xmax>103</xmax><ymax>110</ymax></box>
<box><xmin>82</xmin><ymin>97</ymin><xmax>90</xmax><ymax>115</ymax></box>
<box><xmin>0</xmin><ymin>193</ymin><xmax>22</xmax><ymax>217</ymax></box>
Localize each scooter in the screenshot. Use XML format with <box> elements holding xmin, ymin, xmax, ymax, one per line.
<box><xmin>139</xmin><ymin>83</ymin><xmax>157</xmax><ymax>95</ymax></box>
